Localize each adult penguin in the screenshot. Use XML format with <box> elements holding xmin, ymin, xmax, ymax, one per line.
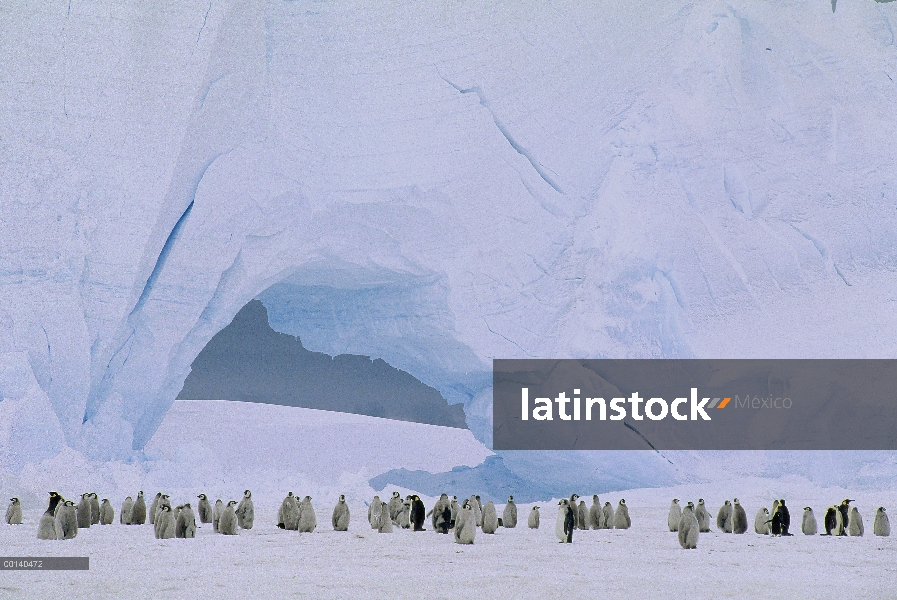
<box><xmin>332</xmin><ymin>495</ymin><xmax>350</xmax><ymax>531</ymax></box>
<box><xmin>397</xmin><ymin>499</ymin><xmax>412</xmax><ymax>529</ymax></box>
<box><xmin>5</xmin><ymin>498</ymin><xmax>22</xmax><ymax>525</ymax></box>
<box><xmin>89</xmin><ymin>493</ymin><xmax>101</xmax><ymax>525</ymax></box>
<box><xmin>667</xmin><ymin>499</ymin><xmax>682</xmax><ymax>532</ymax></box>
<box><xmin>155</xmin><ymin>505</ymin><xmax>176</xmax><ymax>539</ymax></box>
<box><xmin>213</xmin><ymin>499</ymin><xmax>224</xmax><ymax>532</ymax></box>
<box><xmin>556</xmin><ymin>499</ymin><xmax>575</xmax><ymax>543</ymax></box>
<box><xmin>120</xmin><ymin>496</ymin><xmax>133</xmax><ymax>525</ymax></box>
<box><xmin>589</xmin><ymin>495</ymin><xmax>602</xmax><ymax>529</ymax></box>
<box><xmin>377</xmin><ymin>501</ymin><xmax>393</xmax><ymax>533</ymax></box>
<box><xmin>368</xmin><ymin>495</ymin><xmax>383</xmax><ymax>530</ymax></box>
<box><xmin>777</xmin><ymin>500</ymin><xmax>791</xmax><ymax>536</ymax></box>
<box><xmin>848</xmin><ymin>506</ymin><xmax>864</xmax><ymax>536</ymax></box>
<box><xmin>56</xmin><ymin>500</ymin><xmax>78</xmax><ymax>540</ymax></box>
<box><xmin>298</xmin><ymin>496</ymin><xmax>317</xmax><ymax>533</ymax></box>
<box><xmin>823</xmin><ymin>506</ymin><xmax>843</xmax><ymax>536</ymax></box>
<box><xmin>838</xmin><ymin>500</ymin><xmax>853</xmax><ymax>535</ymax></box>
<box><xmin>614</xmin><ymin>499</ymin><xmax>631</xmax><ymax>530</ymax></box>
<box><xmin>197</xmin><ymin>494</ymin><xmax>213</xmax><ymax>524</ymax></box>
<box><xmin>131</xmin><ymin>491</ymin><xmax>147</xmax><ymax>525</ymax></box>
<box><xmin>77</xmin><ymin>494</ymin><xmax>92</xmax><ymax>528</ymax></box>
<box><xmin>176</xmin><ymin>503</ymin><xmax>197</xmax><ymax>538</ymax></box>
<box><xmin>279</xmin><ymin>493</ymin><xmax>299</xmax><ymax>530</ymax></box>
<box><xmin>503</xmin><ymin>496</ymin><xmax>518</xmax><ymax>528</ymax></box>
<box><xmin>695</xmin><ymin>499</ymin><xmax>710</xmax><ymax>532</ymax></box>
<box><xmin>528</xmin><ymin>506</ymin><xmax>540</xmax><ymax>529</ymax></box>
<box><xmin>732</xmin><ymin>499</ymin><xmax>748</xmax><ymax>534</ymax></box>
<box><xmin>454</xmin><ymin>500</ymin><xmax>475</xmax><ymax>545</ymax></box>
<box><xmin>716</xmin><ymin>500</ymin><xmax>732</xmax><ymax>533</ymax></box>
<box><xmin>577</xmin><ymin>501</ymin><xmax>588</xmax><ymax>531</ymax></box>
<box><xmin>236</xmin><ymin>490</ymin><xmax>254</xmax><ymax>529</ymax></box>
<box><xmin>482</xmin><ymin>501</ymin><xmax>499</xmax><ymax>534</ymax></box>
<box><xmin>99</xmin><ymin>499</ymin><xmax>114</xmax><ymax>525</ymax></box>
<box><xmin>569</xmin><ymin>494</ymin><xmax>580</xmax><ymax>528</ymax></box>
<box><xmin>218</xmin><ymin>501</ymin><xmax>239</xmax><ymax>535</ymax></box>
<box><xmin>754</xmin><ymin>507</ymin><xmax>770</xmax><ymax>534</ymax></box>
<box><xmin>770</xmin><ymin>506</ymin><xmax>783</xmax><ymax>536</ymax></box>
<box><xmin>602</xmin><ymin>502</ymin><xmax>614</xmax><ymax>529</ymax></box>
<box><xmin>149</xmin><ymin>492</ymin><xmax>162</xmax><ymax>525</ymax></box>
<box><xmin>873</xmin><ymin>507</ymin><xmax>890</xmax><ymax>536</ymax></box>
<box><xmin>38</xmin><ymin>492</ymin><xmax>63</xmax><ymax>539</ymax></box>
<box><xmin>801</xmin><ymin>507</ymin><xmax>817</xmax><ymax>535</ymax></box>
<box><xmin>678</xmin><ymin>501</ymin><xmax>699</xmax><ymax>549</ymax></box>
<box><xmin>410</xmin><ymin>495</ymin><xmax>426</xmax><ymax>531</ymax></box>
<box><xmin>388</xmin><ymin>491</ymin><xmax>403</xmax><ymax>522</ymax></box>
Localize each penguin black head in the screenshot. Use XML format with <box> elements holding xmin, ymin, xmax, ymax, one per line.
<box><xmin>724</xmin><ymin>500</ymin><xmax>730</xmax><ymax>505</ymax></box>
<box><xmin>620</xmin><ymin>499</ymin><xmax>626</xmax><ymax>505</ymax></box>
<box><xmin>393</xmin><ymin>491</ymin><xmax>400</xmax><ymax>498</ymax></box>
<box><xmin>672</xmin><ymin>498</ymin><xmax>678</xmax><ymax>503</ymax></box>
<box><xmin>184</xmin><ymin>503</ymin><xmax>191</xmax><ymax>508</ymax></box>
<box><xmin>288</xmin><ymin>492</ymin><xmax>294</xmax><ymax>497</ymax></box>
<box><xmin>508</xmin><ymin>496</ymin><xmax>514</xmax><ymax>502</ymax></box>
<box><xmin>475</xmin><ymin>495</ymin><xmax>481</xmax><ymax>500</ymax></box>
<box><xmin>534</xmin><ymin>506</ymin><xmax>539</xmax><ymax>510</ymax></box>
<box><xmin>199</xmin><ymin>494</ymin><xmax>207</xmax><ymax>500</ymax></box>
<box><xmin>734</xmin><ymin>498</ymin><xmax>740</xmax><ymax>504</ymax></box>
<box><xmin>452</xmin><ymin>496</ymin><xmax>457</xmax><ymax>500</ymax></box>
<box><xmin>155</xmin><ymin>492</ymin><xmax>162</xmax><ymax>498</ymax></box>
<box><xmin>780</xmin><ymin>499</ymin><xmax>786</xmax><ymax>506</ymax></box>
<box><xmin>161</xmin><ymin>505</ymin><xmax>170</xmax><ymax>512</ymax></box>
<box><xmin>698</xmin><ymin>498</ymin><xmax>705</xmax><ymax>505</ymax></box>
<box><xmin>339</xmin><ymin>495</ymin><xmax>345</xmax><ymax>501</ymax></box>
<box><xmin>244</xmin><ymin>490</ymin><xmax>251</xmax><ymax>497</ymax></box>
<box><xmin>804</xmin><ymin>507</ymin><xmax>812</xmax><ymax>511</ymax></box>
<box><xmin>102</xmin><ymin>498</ymin><xmax>108</xmax><ymax>502</ymax></box>
<box><xmin>686</xmin><ymin>501</ymin><xmax>694</xmax><ymax>508</ymax></box>
<box><xmin>228</xmin><ymin>500</ymin><xmax>238</xmax><ymax>507</ymax></box>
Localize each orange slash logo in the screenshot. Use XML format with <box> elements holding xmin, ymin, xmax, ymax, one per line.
<box><xmin>707</xmin><ymin>397</ymin><xmax>731</xmax><ymax>409</ymax></box>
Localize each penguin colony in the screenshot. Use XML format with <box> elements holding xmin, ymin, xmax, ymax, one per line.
<box><xmin>12</xmin><ymin>492</ymin><xmax>891</xmax><ymax>550</ymax></box>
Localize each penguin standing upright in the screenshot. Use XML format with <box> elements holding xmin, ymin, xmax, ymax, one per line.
<box><xmin>801</xmin><ymin>507</ymin><xmax>817</xmax><ymax>535</ymax></box>
<box><xmin>368</xmin><ymin>496</ymin><xmax>382</xmax><ymax>530</ymax></box>
<box><xmin>89</xmin><ymin>493</ymin><xmax>100</xmax><ymax>525</ymax></box>
<box><xmin>577</xmin><ymin>501</ymin><xmax>588</xmax><ymax>530</ymax></box>
<box><xmin>717</xmin><ymin>500</ymin><xmax>732</xmax><ymax>533</ymax></box>
<box><xmin>602</xmin><ymin>502</ymin><xmax>614</xmax><ymax>529</ymax></box>
<box><xmin>470</xmin><ymin>495</ymin><xmax>482</xmax><ymax>527</ymax></box>
<box><xmin>503</xmin><ymin>496</ymin><xmax>518</xmax><ymax>528</ymax></box>
<box><xmin>218</xmin><ymin>501</ymin><xmax>238</xmax><ymax>535</ymax></box>
<box><xmin>176</xmin><ymin>503</ymin><xmax>197</xmax><ymax>538</ymax></box>
<box><xmin>156</xmin><ymin>495</ymin><xmax>172</xmax><ymax>522</ymax></box>
<box><xmin>131</xmin><ymin>491</ymin><xmax>147</xmax><ymax>525</ymax></box>
<box><xmin>279</xmin><ymin>493</ymin><xmax>299</xmax><ymax>530</ymax></box>
<box><xmin>332</xmin><ymin>495</ymin><xmax>350</xmax><ymax>531</ymax></box>
<box><xmin>5</xmin><ymin>498</ymin><xmax>22</xmax><ymax>525</ymax></box>
<box><xmin>431</xmin><ymin>494</ymin><xmax>450</xmax><ymax>532</ymax></box>
<box><xmin>377</xmin><ymin>501</ymin><xmax>393</xmax><ymax>533</ymax></box>
<box><xmin>848</xmin><ymin>506</ymin><xmax>864</xmax><ymax>536</ymax></box>
<box><xmin>149</xmin><ymin>492</ymin><xmax>162</xmax><ymax>525</ymax></box>
<box><xmin>236</xmin><ymin>490</ymin><xmax>254</xmax><ymax>529</ymax></box>
<box><xmin>528</xmin><ymin>506</ymin><xmax>540</xmax><ymax>529</ymax></box>
<box><xmin>38</xmin><ymin>492</ymin><xmax>63</xmax><ymax>539</ymax></box>
<box><xmin>667</xmin><ymin>499</ymin><xmax>681</xmax><ymax>532</ymax></box>
<box><xmin>613</xmin><ymin>499</ymin><xmax>631</xmax><ymax>530</ymax></box>
<box><xmin>778</xmin><ymin>500</ymin><xmax>791</xmax><ymax>536</ymax></box>
<box><xmin>589</xmin><ymin>495</ymin><xmax>602</xmax><ymax>529</ymax></box>
<box><xmin>454</xmin><ymin>500</ymin><xmax>475</xmax><ymax>544</ymax></box>
<box><xmin>754</xmin><ymin>507</ymin><xmax>770</xmax><ymax>534</ymax></box>
<box><xmin>213</xmin><ymin>499</ymin><xmax>224</xmax><ymax>532</ymax></box>
<box><xmin>873</xmin><ymin>507</ymin><xmax>890</xmax><ymax>536</ymax></box>
<box><xmin>298</xmin><ymin>496</ymin><xmax>317</xmax><ymax>533</ymax></box>
<box><xmin>449</xmin><ymin>496</ymin><xmax>459</xmax><ymax>529</ymax></box>
<box><xmin>732</xmin><ymin>499</ymin><xmax>748</xmax><ymax>534</ymax></box>
<box><xmin>482</xmin><ymin>501</ymin><xmax>499</xmax><ymax>534</ymax></box>
<box><xmin>678</xmin><ymin>502</ymin><xmax>699</xmax><ymax>549</ymax></box>
<box><xmin>197</xmin><ymin>494</ymin><xmax>213</xmax><ymax>524</ymax></box>
<box><xmin>823</xmin><ymin>506</ymin><xmax>843</xmax><ymax>536</ymax></box>
<box><xmin>387</xmin><ymin>491</ymin><xmax>402</xmax><ymax>522</ymax></box>
<box><xmin>410</xmin><ymin>495</ymin><xmax>426</xmax><ymax>531</ymax></box>
<box><xmin>695</xmin><ymin>499</ymin><xmax>710</xmax><ymax>532</ymax></box>
<box><xmin>569</xmin><ymin>494</ymin><xmax>580</xmax><ymax>528</ymax></box>
<box><xmin>120</xmin><ymin>496</ymin><xmax>133</xmax><ymax>525</ymax></box>
<box><xmin>77</xmin><ymin>494</ymin><xmax>92</xmax><ymax>528</ymax></box>
<box><xmin>155</xmin><ymin>505</ymin><xmax>176</xmax><ymax>539</ymax></box>
<box><xmin>99</xmin><ymin>499</ymin><xmax>114</xmax><ymax>525</ymax></box>
<box><xmin>838</xmin><ymin>500</ymin><xmax>853</xmax><ymax>535</ymax></box>
<box><xmin>56</xmin><ymin>501</ymin><xmax>78</xmax><ymax>540</ymax></box>
<box><xmin>555</xmin><ymin>499</ymin><xmax>574</xmax><ymax>543</ymax></box>
<box><xmin>397</xmin><ymin>499</ymin><xmax>412</xmax><ymax>529</ymax></box>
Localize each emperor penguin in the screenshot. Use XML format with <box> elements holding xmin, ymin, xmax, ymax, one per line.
<box><xmin>454</xmin><ymin>500</ymin><xmax>476</xmax><ymax>544</ymax></box>
<box><xmin>5</xmin><ymin>498</ymin><xmax>23</xmax><ymax>525</ymax></box>
<box><xmin>503</xmin><ymin>496</ymin><xmax>518</xmax><ymax>528</ymax></box>
<box><xmin>236</xmin><ymin>490</ymin><xmax>254</xmax><ymax>529</ymax></box>
<box><xmin>213</xmin><ymin>499</ymin><xmax>224</xmax><ymax>532</ymax></box>
<box><xmin>754</xmin><ymin>507</ymin><xmax>770</xmax><ymax>534</ymax></box>
<box><xmin>695</xmin><ymin>499</ymin><xmax>710</xmax><ymax>532</ymax></box>
<box><xmin>156</xmin><ymin>495</ymin><xmax>172</xmax><ymax>522</ymax></box>
<box><xmin>449</xmin><ymin>496</ymin><xmax>459</xmax><ymax>529</ymax></box>
<box><xmin>569</xmin><ymin>494</ymin><xmax>580</xmax><ymax>528</ymax></box>
<box><xmin>77</xmin><ymin>494</ymin><xmax>92</xmax><ymax>528</ymax></box>
<box><xmin>176</xmin><ymin>503</ymin><xmax>196</xmax><ymax>538</ymax></box>
<box><xmin>801</xmin><ymin>507</ymin><xmax>817</xmax><ymax>535</ymax></box>
<box><xmin>38</xmin><ymin>492</ymin><xmax>63</xmax><ymax>539</ymax></box>
<box><xmin>332</xmin><ymin>495</ymin><xmax>350</xmax><ymax>531</ymax></box>
<box><xmin>298</xmin><ymin>496</ymin><xmax>317</xmax><ymax>533</ymax></box>
<box><xmin>602</xmin><ymin>502</ymin><xmax>614</xmax><ymax>529</ymax></box>
<box><xmin>613</xmin><ymin>499</ymin><xmax>631</xmax><ymax>530</ymax></box>
<box><xmin>100</xmin><ymin>499</ymin><xmax>114</xmax><ymax>525</ymax></box>
<box><xmin>848</xmin><ymin>506</ymin><xmax>864</xmax><ymax>536</ymax></box>
<box><xmin>771</xmin><ymin>499</ymin><xmax>780</xmax><ymax>518</ymax></box>
<box><xmin>368</xmin><ymin>495</ymin><xmax>383</xmax><ymax>529</ymax></box>
<box><xmin>431</xmin><ymin>494</ymin><xmax>450</xmax><ymax>532</ymax></box>
<box><xmin>149</xmin><ymin>492</ymin><xmax>162</xmax><ymax>525</ymax></box>
<box><xmin>732</xmin><ymin>499</ymin><xmax>748</xmax><ymax>534</ymax></box>
<box><xmin>155</xmin><ymin>505</ymin><xmax>176</xmax><ymax>539</ymax></box>
<box><xmin>667</xmin><ymin>499</ymin><xmax>682</xmax><ymax>532</ymax></box>
<box><xmin>218</xmin><ymin>501</ymin><xmax>238</xmax><ymax>535</ymax></box>
<box><xmin>470</xmin><ymin>495</ymin><xmax>482</xmax><ymax>527</ymax></box>
<box><xmin>717</xmin><ymin>500</ymin><xmax>733</xmax><ymax>533</ymax></box>
<box><xmin>279</xmin><ymin>493</ymin><xmax>299</xmax><ymax>530</ymax></box>
<box><xmin>528</xmin><ymin>506</ymin><xmax>540</xmax><ymax>529</ymax></box>
<box><xmin>838</xmin><ymin>500</ymin><xmax>853</xmax><ymax>535</ymax></box>
<box><xmin>397</xmin><ymin>499</ymin><xmax>412</xmax><ymax>529</ymax></box>
<box><xmin>873</xmin><ymin>507</ymin><xmax>890</xmax><ymax>536</ymax></box>
<box><xmin>556</xmin><ymin>499</ymin><xmax>574</xmax><ymax>543</ymax></box>
<box><xmin>678</xmin><ymin>501</ymin><xmax>699</xmax><ymax>549</ymax></box>
<box><xmin>777</xmin><ymin>500</ymin><xmax>792</xmax><ymax>535</ymax></box>
<box><xmin>131</xmin><ymin>491</ymin><xmax>147</xmax><ymax>525</ymax></box>
<box><xmin>197</xmin><ymin>494</ymin><xmax>213</xmax><ymax>524</ymax></box>
<box><xmin>589</xmin><ymin>495</ymin><xmax>602</xmax><ymax>529</ymax></box>
<box><xmin>388</xmin><ymin>491</ymin><xmax>403</xmax><ymax>521</ymax></box>
<box><xmin>823</xmin><ymin>506</ymin><xmax>843</xmax><ymax>536</ymax></box>
<box><xmin>482</xmin><ymin>501</ymin><xmax>499</xmax><ymax>534</ymax></box>
<box><xmin>89</xmin><ymin>493</ymin><xmax>100</xmax><ymax>525</ymax></box>
<box><xmin>56</xmin><ymin>500</ymin><xmax>78</xmax><ymax>540</ymax></box>
<box><xmin>377</xmin><ymin>501</ymin><xmax>393</xmax><ymax>533</ymax></box>
<box><xmin>120</xmin><ymin>496</ymin><xmax>133</xmax><ymax>525</ymax></box>
<box><xmin>410</xmin><ymin>495</ymin><xmax>426</xmax><ymax>531</ymax></box>
<box><xmin>577</xmin><ymin>500</ymin><xmax>588</xmax><ymax>530</ymax></box>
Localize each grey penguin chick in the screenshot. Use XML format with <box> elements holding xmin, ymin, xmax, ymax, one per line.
<box><xmin>332</xmin><ymin>495</ymin><xmax>350</xmax><ymax>531</ymax></box>
<box><xmin>6</xmin><ymin>498</ymin><xmax>23</xmax><ymax>525</ymax></box>
<box><xmin>99</xmin><ymin>499</ymin><xmax>114</xmax><ymax>525</ymax></box>
<box><xmin>218</xmin><ymin>501</ymin><xmax>238</xmax><ymax>535</ymax></box>
<box><xmin>528</xmin><ymin>506</ymin><xmax>540</xmax><ymax>529</ymax></box>
<box><xmin>678</xmin><ymin>502</ymin><xmax>699</xmax><ymax>549</ymax></box>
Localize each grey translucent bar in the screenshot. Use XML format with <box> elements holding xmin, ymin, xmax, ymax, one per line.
<box><xmin>0</xmin><ymin>557</ymin><xmax>89</xmax><ymax>570</ymax></box>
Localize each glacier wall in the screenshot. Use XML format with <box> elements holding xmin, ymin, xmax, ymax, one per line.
<box><xmin>2</xmin><ymin>0</ymin><xmax>897</xmax><ymax>490</ymax></box>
